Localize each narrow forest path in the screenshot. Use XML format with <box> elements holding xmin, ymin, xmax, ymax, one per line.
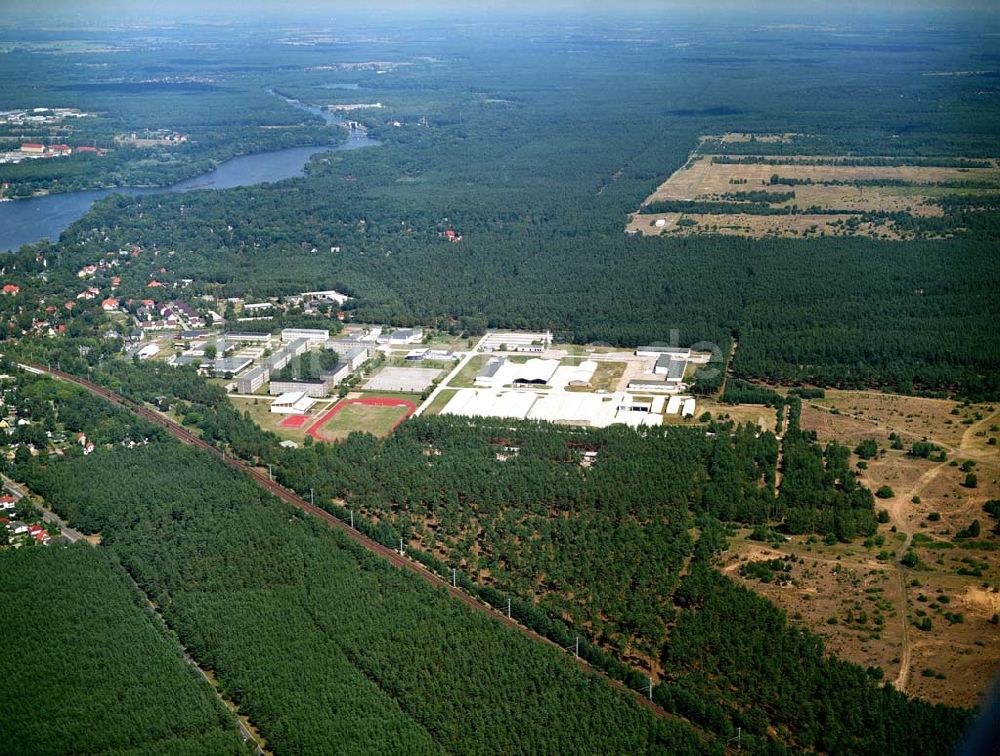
<box><xmin>883</xmin><ymin>458</ymin><xmax>952</xmax><ymax>693</ymax></box>
<box><xmin>715</xmin><ymin>337</ymin><xmax>738</xmax><ymax>399</ymax></box>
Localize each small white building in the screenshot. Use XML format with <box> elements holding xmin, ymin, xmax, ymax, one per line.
<box><xmin>270</xmin><ymin>391</ymin><xmax>316</xmax><ymax>414</ymax></box>
<box><xmin>654</xmin><ymin>354</ymin><xmax>688</xmax><ymax>384</ymax></box>
<box><xmin>136</xmin><ymin>343</ymin><xmax>161</xmax><ymax>360</ymax></box>
<box><xmin>636</xmin><ymin>345</ymin><xmax>691</xmax><ymax>359</ymax></box>
<box><xmin>479</xmin><ymin>331</ymin><xmax>553</xmax><ymax>353</ymax></box>
<box><xmin>379</xmin><ymin>327</ymin><xmax>424</xmax><ymax>345</ymax></box>
<box><xmin>665</xmin><ymin>396</ymin><xmax>683</xmax><ymax>415</ymax></box>
<box><xmin>301</xmin><ymin>289</ymin><xmax>350</xmax><ymax>305</ymax></box>
<box><xmin>226</xmin><ymin>331</ymin><xmax>273</xmax><ymax>345</ymax></box>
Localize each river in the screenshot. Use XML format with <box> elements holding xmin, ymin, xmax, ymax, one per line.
<box><xmin>0</xmin><ymin>93</ymin><xmax>378</xmax><ymax>252</ymax></box>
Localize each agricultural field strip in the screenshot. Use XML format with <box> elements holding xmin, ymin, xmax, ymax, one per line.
<box><xmin>629</xmin><ymin>146</ymin><xmax>1000</xmax><ymax>238</ymax></box>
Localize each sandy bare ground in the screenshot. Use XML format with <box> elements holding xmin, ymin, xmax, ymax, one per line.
<box><xmin>722</xmin><ymin>388</ymin><xmax>1000</xmax><ymax>705</ymax></box>
<box><xmin>645</xmin><ymin>156</ymin><xmax>999</xmax><ymax>203</ymax></box>
<box><xmin>628</xmin><ymin>211</ymin><xmax>893</xmax><ymax>239</ymax></box>
<box><xmin>627</xmin><ymin>150</ymin><xmax>997</xmax><ymax>239</ymax></box>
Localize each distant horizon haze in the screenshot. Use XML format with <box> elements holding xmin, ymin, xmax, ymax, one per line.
<box><xmin>3</xmin><ymin>0</ymin><xmax>999</xmax><ymax>23</ymax></box>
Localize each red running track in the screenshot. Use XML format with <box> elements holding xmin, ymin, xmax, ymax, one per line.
<box><xmin>306</xmin><ymin>396</ymin><xmax>416</xmax><ymax>440</ymax></box>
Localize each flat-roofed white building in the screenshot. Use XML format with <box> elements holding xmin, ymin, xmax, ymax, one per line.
<box><xmin>485</xmin><ymin>358</ymin><xmax>559</xmax><ymax>387</ymax></box>
<box><xmin>270</xmin><ymin>391</ymin><xmax>316</xmax><ymax>414</ymax></box>
<box><xmin>426</xmin><ymin>349</ymin><xmax>458</xmax><ymax>361</ymax></box>
<box><xmin>378</xmin><ymin>327</ymin><xmax>424</xmax><ymax>345</ymax></box>
<box><xmin>442</xmin><ymin>389</ymin><xmax>538</xmax><ymax>420</ymax></box>
<box><xmin>301</xmin><ymin>289</ymin><xmax>350</xmax><ymax>305</ymax></box>
<box><xmin>682</xmin><ymin>398</ymin><xmax>697</xmax><ymax>417</ymax></box>
<box><xmin>479</xmin><ymin>331</ymin><xmax>553</xmax><ymax>353</ymax></box>
<box><xmin>281</xmin><ymin>328</ymin><xmax>329</xmax><ymax>344</ymax></box>
<box><xmin>627</xmin><ymin>379</ymin><xmax>683</xmax><ymax>394</ymax></box>
<box><xmin>528</xmin><ymin>391</ymin><xmax>614</xmax><ymax>426</ymax></box>
<box><xmin>636</xmin><ymin>345</ymin><xmax>691</xmax><ymax>359</ymax></box>
<box><xmin>226</xmin><ymin>331</ymin><xmax>272</xmax><ymax>345</ymax></box>
<box><xmin>549</xmin><ymin>359</ymin><xmax>597</xmax><ymax>389</ymax></box>
<box><xmin>613</xmin><ymin>410</ymin><xmax>663</xmax><ymax>428</ymax></box>
<box><xmin>665</xmin><ymin>395</ymin><xmax>683</xmax><ymax>415</ymax></box>
<box><xmin>136</xmin><ymin>343</ymin><xmax>160</xmax><ymax>360</ymax></box>
<box><xmin>441</xmin><ymin>387</ymin><xmax>669</xmax><ymax>429</ymax></box>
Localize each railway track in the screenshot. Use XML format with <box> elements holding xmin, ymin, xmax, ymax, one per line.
<box><xmin>20</xmin><ymin>361</ymin><xmax>698</xmax><ymax>731</ymax></box>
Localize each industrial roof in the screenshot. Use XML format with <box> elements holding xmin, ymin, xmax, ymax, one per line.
<box><xmin>476</xmin><ymin>356</ymin><xmax>506</xmax><ymax>380</ymax></box>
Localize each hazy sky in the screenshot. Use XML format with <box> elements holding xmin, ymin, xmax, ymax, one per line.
<box><xmin>10</xmin><ymin>0</ymin><xmax>1000</xmax><ymax>16</ymax></box>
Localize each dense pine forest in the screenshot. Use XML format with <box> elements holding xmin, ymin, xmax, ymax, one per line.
<box><xmin>1</xmin><ymin>371</ymin><xmax>972</xmax><ymax>753</ymax></box>
<box><xmin>15</xmin><ymin>441</ymin><xmax>712</xmax><ymax>755</ymax></box>
<box><xmin>0</xmin><ymin>546</ymin><xmax>244</xmax><ymax>755</ymax></box>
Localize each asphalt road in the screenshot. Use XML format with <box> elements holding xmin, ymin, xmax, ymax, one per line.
<box><xmin>1</xmin><ymin>473</ymin><xmax>85</xmax><ymax>544</ymax></box>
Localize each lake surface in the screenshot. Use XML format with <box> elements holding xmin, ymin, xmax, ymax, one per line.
<box><xmin>0</xmin><ymin>94</ymin><xmax>377</xmax><ymax>252</ymax></box>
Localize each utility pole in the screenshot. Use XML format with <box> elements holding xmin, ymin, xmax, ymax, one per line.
<box><xmin>399</xmin><ymin>537</ymin><xmax>404</xmax><ymax>555</ymax></box>
<box><xmin>350</xmin><ymin>510</ymin><xmax>354</xmax><ymax>529</ymax></box>
<box><xmin>267</xmin><ymin>463</ymin><xmax>272</xmax><ymax>481</ymax></box>
<box><xmin>727</xmin><ymin>727</ymin><xmax>742</xmax><ymax>752</ymax></box>
<box><xmin>575</xmin><ymin>636</ymin><xmax>579</xmax><ymax>658</ymax></box>
<box><xmin>507</xmin><ymin>598</ymin><xmax>512</xmax><ymax>619</ymax></box>
<box><xmin>647</xmin><ymin>677</ymin><xmax>653</xmax><ymax>701</ymax></box>
<box><xmin>452</xmin><ymin>568</ymin><xmax>457</xmax><ymax>588</ymax></box>
<box><xmin>309</xmin><ymin>487</ymin><xmax>314</xmax><ymax>506</ymax></box>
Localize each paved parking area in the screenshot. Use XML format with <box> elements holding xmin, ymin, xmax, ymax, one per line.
<box><xmin>364</xmin><ymin>366</ymin><xmax>442</xmax><ymax>393</ymax></box>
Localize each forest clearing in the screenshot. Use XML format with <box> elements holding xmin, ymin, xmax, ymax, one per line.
<box><xmin>628</xmin><ymin>140</ymin><xmax>1000</xmax><ymax>239</ymax></box>
<box><xmin>725</xmin><ymin>388</ymin><xmax>1000</xmax><ymax>707</ymax></box>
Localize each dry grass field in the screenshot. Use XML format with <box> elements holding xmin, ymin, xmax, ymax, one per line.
<box><xmin>229</xmin><ymin>394</ymin><xmax>336</xmax><ymax>442</ymax></box>
<box><xmin>723</xmin><ymin>388</ymin><xmax>1000</xmax><ymax>707</ymax></box>
<box><xmin>628</xmin><ymin>139</ymin><xmax>999</xmax><ymax>239</ymax></box>
<box><xmin>646</xmin><ymin>154</ymin><xmax>998</xmax><ymax>203</ymax></box>
<box><xmin>308</xmin><ymin>400</ymin><xmax>413</xmax><ymax>442</ymax></box>
<box><xmin>711</xmin><ymin>132</ymin><xmax>802</xmax><ymax>144</ymax></box>
<box><xmin>627</xmin><ymin>211</ymin><xmax>889</xmax><ymax>239</ymax></box>
<box><xmin>698</xmin><ymin>399</ymin><xmax>778</xmax><ymax>432</ymax></box>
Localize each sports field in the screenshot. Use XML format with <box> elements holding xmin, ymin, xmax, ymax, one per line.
<box><xmin>306</xmin><ymin>397</ymin><xmax>416</xmax><ymax>442</ymax></box>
